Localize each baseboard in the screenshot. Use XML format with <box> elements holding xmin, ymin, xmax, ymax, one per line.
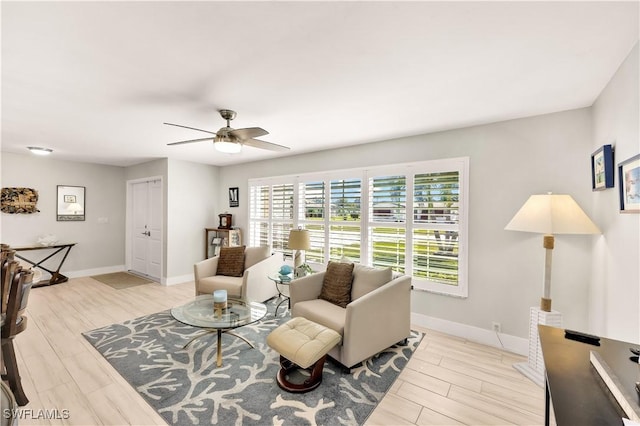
<box><xmin>66</xmin><ymin>265</ymin><xmax>126</xmax><ymax>278</ymax></box>
<box><xmin>411</xmin><ymin>312</ymin><xmax>528</xmax><ymax>356</ymax></box>
<box><xmin>62</xmin><ymin>266</ymin><xmax>192</xmax><ymax>287</ymax></box>
<box><xmin>164</xmin><ymin>273</ymin><xmax>194</xmax><ymax>286</ymax></box>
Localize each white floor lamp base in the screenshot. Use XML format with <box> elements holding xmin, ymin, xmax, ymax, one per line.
<box><xmin>514</xmin><ymin>307</ymin><xmax>562</xmax><ymax>387</ymax></box>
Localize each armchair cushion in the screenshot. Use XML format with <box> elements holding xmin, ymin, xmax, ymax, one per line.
<box><xmin>318</xmin><ymin>261</ymin><xmax>354</xmax><ymax>308</ymax></box>
<box><xmin>245</xmin><ymin>246</ymin><xmax>270</xmax><ymax>269</ymax></box>
<box><xmin>291</xmin><ymin>298</ymin><xmax>347</xmax><ymax>336</ymax></box>
<box><xmin>216</xmin><ymin>246</ymin><xmax>245</xmax><ymax>277</ymax></box>
<box><xmin>197</xmin><ymin>275</ymin><xmax>243</xmax><ymax>297</ymax></box>
<box><xmin>352</xmin><ymin>264</ymin><xmax>392</xmax><ymax>300</ymax></box>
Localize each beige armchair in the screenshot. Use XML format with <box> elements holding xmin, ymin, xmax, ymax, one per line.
<box><xmin>194</xmin><ymin>246</ymin><xmax>281</xmax><ymax>303</ymax></box>
<box><xmin>290</xmin><ymin>264</ymin><xmax>411</xmax><ymax>369</ymax></box>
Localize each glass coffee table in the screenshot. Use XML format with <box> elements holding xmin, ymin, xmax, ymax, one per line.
<box><xmin>171</xmin><ymin>295</ymin><xmax>267</xmax><ymax>367</ymax></box>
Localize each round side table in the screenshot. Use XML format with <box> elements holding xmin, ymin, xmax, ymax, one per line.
<box><xmin>268</xmin><ymin>273</ymin><xmax>293</xmax><ymax>316</ymax></box>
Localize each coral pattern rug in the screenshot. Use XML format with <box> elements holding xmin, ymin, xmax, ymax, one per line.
<box><xmin>83</xmin><ymin>301</ymin><xmax>422</xmax><ymax>425</ymax></box>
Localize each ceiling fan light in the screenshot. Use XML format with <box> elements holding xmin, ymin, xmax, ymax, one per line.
<box><xmin>214</xmin><ymin>140</ymin><xmax>242</xmax><ymax>154</ymax></box>
<box><xmin>27</xmin><ymin>146</ymin><xmax>53</xmax><ymax>155</ymax></box>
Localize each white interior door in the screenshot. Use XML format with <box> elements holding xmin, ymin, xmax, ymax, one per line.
<box><xmin>131</xmin><ymin>179</ymin><xmax>162</xmax><ymax>280</ymax></box>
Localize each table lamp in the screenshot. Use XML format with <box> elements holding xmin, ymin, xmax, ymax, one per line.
<box><xmin>287</xmin><ymin>228</ymin><xmax>310</xmax><ymax>272</ymax></box>
<box><xmin>505</xmin><ymin>193</ymin><xmax>600</xmax><ymax>385</ymax></box>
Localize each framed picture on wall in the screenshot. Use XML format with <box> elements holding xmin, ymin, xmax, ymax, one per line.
<box><xmin>618</xmin><ymin>153</ymin><xmax>640</xmax><ymax>213</ymax></box>
<box><xmin>57</xmin><ymin>185</ymin><xmax>85</xmax><ymax>221</ymax></box>
<box><xmin>591</xmin><ymin>144</ymin><xmax>614</xmax><ymax>190</ymax></box>
<box><xmin>229</xmin><ymin>187</ymin><xmax>239</xmax><ymax>207</ymax></box>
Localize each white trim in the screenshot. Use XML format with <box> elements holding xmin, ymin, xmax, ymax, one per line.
<box><xmin>411</xmin><ymin>311</ymin><xmax>528</xmax><ymax>356</ymax></box>
<box><xmin>66</xmin><ymin>264</ymin><xmax>126</xmax><ymax>279</ymax></box>
<box><xmin>164</xmin><ymin>273</ymin><xmax>193</xmax><ymax>286</ymax></box>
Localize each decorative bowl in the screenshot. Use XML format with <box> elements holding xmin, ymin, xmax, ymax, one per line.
<box><xmin>37</xmin><ymin>234</ymin><xmax>58</xmax><ymax>246</ymax></box>
<box><xmin>279</xmin><ymin>265</ymin><xmax>293</xmax><ymax>275</ymax></box>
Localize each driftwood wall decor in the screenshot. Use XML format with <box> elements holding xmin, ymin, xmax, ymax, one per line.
<box><xmin>0</xmin><ymin>187</ymin><xmax>40</xmax><ymax>214</ymax></box>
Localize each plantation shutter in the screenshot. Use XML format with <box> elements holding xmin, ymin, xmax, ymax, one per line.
<box><xmin>329</xmin><ymin>179</ymin><xmax>361</xmax><ymax>261</ymax></box>
<box><xmin>271</xmin><ymin>184</ymin><xmax>294</xmax><ymax>253</ymax></box>
<box><xmin>299</xmin><ymin>181</ymin><xmax>325</xmax><ymax>263</ymax></box>
<box><xmin>249</xmin><ymin>185</ymin><xmax>270</xmax><ymax>246</ymax></box>
<box><xmin>368</xmin><ymin>175</ymin><xmax>407</xmax><ymax>272</ymax></box>
<box><xmin>412</xmin><ymin>171</ymin><xmax>460</xmax><ymax>286</ymax></box>
<box><xmin>370</xmin><ymin>175</ymin><xmax>406</xmax><ymax>222</ymax></box>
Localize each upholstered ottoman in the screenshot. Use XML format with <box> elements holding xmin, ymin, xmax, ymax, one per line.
<box><xmin>267</xmin><ymin>317</ymin><xmax>341</xmax><ymax>393</ymax></box>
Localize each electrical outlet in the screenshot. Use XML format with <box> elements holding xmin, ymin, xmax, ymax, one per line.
<box><xmin>492</xmin><ymin>322</ymin><xmax>501</xmax><ymax>333</ymax></box>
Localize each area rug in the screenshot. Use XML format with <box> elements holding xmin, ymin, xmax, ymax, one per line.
<box><xmin>82</xmin><ymin>301</ymin><xmax>423</xmax><ymax>425</ymax></box>
<box><xmin>90</xmin><ymin>271</ymin><xmax>155</xmax><ymax>289</ymax></box>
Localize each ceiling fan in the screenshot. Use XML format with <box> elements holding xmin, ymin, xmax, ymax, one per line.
<box><xmin>165</xmin><ymin>109</ymin><xmax>290</xmax><ymax>154</ymax></box>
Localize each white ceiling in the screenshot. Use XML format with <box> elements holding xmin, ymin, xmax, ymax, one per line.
<box><xmin>2</xmin><ymin>1</ymin><xmax>638</xmax><ymax>167</ymax></box>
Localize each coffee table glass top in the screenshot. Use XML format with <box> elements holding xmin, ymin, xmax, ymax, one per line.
<box><xmin>171</xmin><ymin>295</ymin><xmax>267</xmax><ymax>329</ymax></box>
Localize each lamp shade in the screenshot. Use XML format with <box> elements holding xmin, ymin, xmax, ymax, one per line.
<box><xmin>288</xmin><ymin>229</ymin><xmax>310</xmax><ymax>250</ymax></box>
<box><xmin>505</xmin><ymin>194</ymin><xmax>600</xmax><ymax>235</ymax></box>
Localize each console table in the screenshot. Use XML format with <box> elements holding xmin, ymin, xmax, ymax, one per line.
<box><xmin>539</xmin><ymin>325</ymin><xmax>638</xmax><ymax>426</ymax></box>
<box><xmin>11</xmin><ymin>243</ymin><xmax>76</xmax><ymax>287</ymax></box>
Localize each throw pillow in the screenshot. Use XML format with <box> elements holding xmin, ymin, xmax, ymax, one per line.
<box><xmin>318</xmin><ymin>261</ymin><xmax>354</xmax><ymax>308</ymax></box>
<box><xmin>216</xmin><ymin>246</ymin><xmax>246</xmax><ymax>277</ymax></box>
<box><xmin>351</xmin><ymin>264</ymin><xmax>392</xmax><ymax>300</ymax></box>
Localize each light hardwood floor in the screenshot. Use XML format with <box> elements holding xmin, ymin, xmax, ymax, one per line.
<box><xmin>10</xmin><ymin>277</ymin><xmax>548</xmax><ymax>425</ymax></box>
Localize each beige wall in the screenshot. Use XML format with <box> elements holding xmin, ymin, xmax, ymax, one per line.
<box><xmin>0</xmin><ymin>153</ymin><xmax>126</xmax><ymax>275</ymax></box>
<box><xmin>219</xmin><ymin>107</ymin><xmax>595</xmax><ymax>339</ymax></box>
<box><xmin>166</xmin><ymin>159</ymin><xmax>219</xmax><ymax>281</ymax></box>
<box><xmin>590</xmin><ymin>42</ymin><xmax>639</xmax><ymax>342</ymax></box>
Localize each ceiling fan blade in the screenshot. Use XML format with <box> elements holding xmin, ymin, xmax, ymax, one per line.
<box><xmin>229</xmin><ymin>127</ymin><xmax>269</xmax><ymax>140</ymax></box>
<box><xmin>167</xmin><ymin>137</ymin><xmax>214</xmax><ymax>146</ymax></box>
<box><xmin>243</xmin><ymin>138</ymin><xmax>290</xmax><ymax>152</ymax></box>
<box><xmin>164</xmin><ymin>122</ymin><xmax>217</xmax><ymax>136</ymax></box>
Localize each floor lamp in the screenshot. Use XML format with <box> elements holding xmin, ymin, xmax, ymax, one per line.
<box><xmin>505</xmin><ymin>193</ymin><xmax>600</xmax><ymax>386</ymax></box>
<box><xmin>287</xmin><ymin>228</ymin><xmax>310</xmax><ymax>277</ymax></box>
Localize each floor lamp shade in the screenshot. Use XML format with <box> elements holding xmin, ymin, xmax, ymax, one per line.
<box><xmin>505</xmin><ymin>193</ymin><xmax>600</xmax><ymax>311</ymax></box>
<box><xmin>504</xmin><ymin>194</ymin><xmax>600</xmax><ymax>236</ymax></box>
<box><xmin>287</xmin><ymin>229</ymin><xmax>310</xmax><ymax>269</ymax></box>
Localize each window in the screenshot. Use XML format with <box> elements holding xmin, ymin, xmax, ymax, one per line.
<box><xmin>248</xmin><ymin>182</ymin><xmax>294</xmax><ymax>251</ymax></box>
<box><xmin>299</xmin><ymin>181</ymin><xmax>325</xmax><ymax>263</ymax></box>
<box><xmin>369</xmin><ymin>175</ymin><xmax>406</xmax><ymax>272</ymax></box>
<box><xmin>248</xmin><ymin>157</ymin><xmax>468</xmax><ymax>297</ymax></box>
<box><xmin>412</xmin><ymin>171</ymin><xmax>460</xmax><ymax>287</ymax></box>
<box><xmin>329</xmin><ymin>179</ymin><xmax>361</xmax><ymax>261</ymax></box>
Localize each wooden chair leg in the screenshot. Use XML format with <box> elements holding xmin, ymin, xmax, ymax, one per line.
<box><xmin>1</xmin><ymin>339</ymin><xmax>29</xmax><ymax>406</ymax></box>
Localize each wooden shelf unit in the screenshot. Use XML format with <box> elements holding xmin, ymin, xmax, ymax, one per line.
<box><xmin>204</xmin><ymin>228</ymin><xmax>242</xmax><ymax>259</ymax></box>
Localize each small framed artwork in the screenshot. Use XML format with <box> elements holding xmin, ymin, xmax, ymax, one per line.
<box><xmin>57</xmin><ymin>185</ymin><xmax>85</xmax><ymax>221</ymax></box>
<box><xmin>229</xmin><ymin>187</ymin><xmax>239</xmax><ymax>207</ymax></box>
<box><xmin>591</xmin><ymin>144</ymin><xmax>614</xmax><ymax>190</ymax></box>
<box><xmin>618</xmin><ymin>153</ymin><xmax>640</xmax><ymax>213</ymax></box>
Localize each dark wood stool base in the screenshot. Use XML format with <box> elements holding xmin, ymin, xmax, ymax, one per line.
<box><xmin>276</xmin><ymin>354</ymin><xmax>327</xmax><ymax>393</ymax></box>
